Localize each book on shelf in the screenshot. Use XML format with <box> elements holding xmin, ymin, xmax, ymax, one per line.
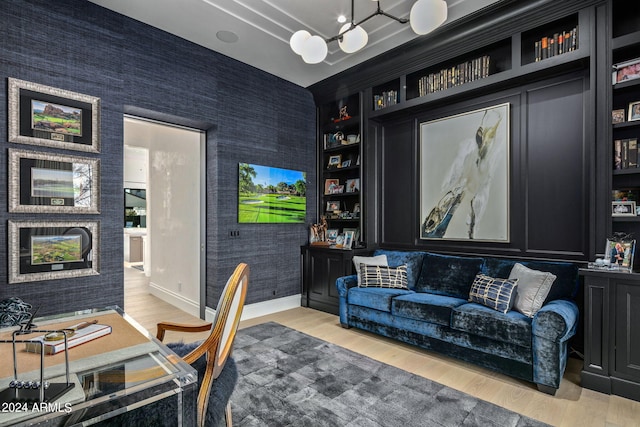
<box><xmin>374</xmin><ymin>90</ymin><xmax>398</xmax><ymax>110</ymax></box>
<box><xmin>614</xmin><ymin>138</ymin><xmax>639</xmax><ymax>170</ymax></box>
<box><xmin>417</xmin><ymin>55</ymin><xmax>490</xmax><ymax>97</ymax></box>
<box><xmin>534</xmin><ymin>25</ymin><xmax>578</xmax><ymax>62</ymax></box>
<box><xmin>25</xmin><ymin>322</ymin><xmax>112</xmax><ymax>355</ymax></box>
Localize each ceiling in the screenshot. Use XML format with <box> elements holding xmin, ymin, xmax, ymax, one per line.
<box><xmin>88</xmin><ymin>0</ymin><xmax>502</xmax><ymax>88</ymax></box>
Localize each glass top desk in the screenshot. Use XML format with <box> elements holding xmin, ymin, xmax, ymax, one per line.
<box><xmin>0</xmin><ymin>306</ymin><xmax>197</xmax><ymax>426</ymax></box>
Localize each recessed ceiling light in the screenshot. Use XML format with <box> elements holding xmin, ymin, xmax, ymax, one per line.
<box><xmin>216</xmin><ymin>30</ymin><xmax>239</xmax><ymax>43</ymax></box>
<box><xmin>337</xmin><ymin>15</ymin><xmax>347</xmax><ymax>24</ymax></box>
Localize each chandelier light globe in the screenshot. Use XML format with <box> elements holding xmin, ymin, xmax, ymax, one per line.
<box><xmin>338</xmin><ymin>23</ymin><xmax>368</xmax><ymax>53</ymax></box>
<box><xmin>290</xmin><ymin>30</ymin><xmax>311</xmax><ymax>55</ymax></box>
<box><xmin>410</xmin><ymin>0</ymin><xmax>448</xmax><ymax>35</ymax></box>
<box><xmin>301</xmin><ymin>35</ymin><xmax>328</xmax><ymax>64</ymax></box>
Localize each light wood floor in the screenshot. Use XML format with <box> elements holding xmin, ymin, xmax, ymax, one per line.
<box><xmin>124</xmin><ymin>266</ymin><xmax>640</xmax><ymax>427</ymax></box>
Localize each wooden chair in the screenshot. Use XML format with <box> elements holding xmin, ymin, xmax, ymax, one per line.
<box><xmin>156</xmin><ymin>263</ymin><xmax>249</xmax><ymax>427</ymax></box>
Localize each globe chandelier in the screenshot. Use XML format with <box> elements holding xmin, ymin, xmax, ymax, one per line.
<box><xmin>290</xmin><ymin>0</ymin><xmax>448</xmax><ymax>64</ymax></box>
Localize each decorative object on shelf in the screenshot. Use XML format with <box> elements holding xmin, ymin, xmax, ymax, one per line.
<box><xmin>612</xmin><ymin>200</ymin><xmax>637</xmax><ymax>217</ymax></box>
<box><xmin>289</xmin><ymin>0</ymin><xmax>447</xmax><ymax>63</ymax></box>
<box><xmin>629</xmin><ymin>101</ymin><xmax>640</xmax><ymax>121</ymax></box>
<box><xmin>328</xmin><ymin>154</ymin><xmax>342</xmax><ymax>168</ymax></box>
<box><xmin>8</xmin><ymin>220</ymin><xmax>99</xmax><ymax>284</ymax></box>
<box><xmin>420</xmin><ymin>103</ymin><xmax>510</xmax><ymax>241</ymax></box>
<box><xmin>345</xmin><ymin>134</ymin><xmax>359</xmax><ymax>144</ymax></box>
<box><xmin>533</xmin><ymin>25</ymin><xmax>578</xmax><ymax>62</ymax></box>
<box><xmin>8</xmin><ymin>78</ymin><xmax>100</xmax><ymax>153</ymax></box>
<box><xmin>341</xmin><ymin>160</ymin><xmax>352</xmax><ymax>168</ymax></box>
<box><xmin>613</xmin><ymin>57</ymin><xmax>640</xmax><ymax>85</ymax></box>
<box><xmin>612</xmin><ymin>108</ymin><xmax>626</xmax><ymax>124</ymax></box>
<box><xmin>0</xmin><ymin>297</ymin><xmax>32</xmax><ymax>327</ymax></box>
<box><xmin>338</xmin><ymin>105</ymin><xmax>350</xmax><ymax>122</ymax></box>
<box><xmin>605</xmin><ymin>236</ymin><xmax>635</xmax><ymax>272</ymax></box>
<box><xmin>9</xmin><ymin>149</ymin><xmax>100</xmax><ymax>214</ymax></box>
<box><xmin>310</xmin><ymin>216</ymin><xmax>329</xmax><ymax>245</ymax></box>
<box><xmin>238</xmin><ymin>163</ymin><xmax>306</xmax><ymax>224</ymax></box>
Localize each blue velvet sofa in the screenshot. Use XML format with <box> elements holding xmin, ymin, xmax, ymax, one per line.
<box><xmin>336</xmin><ymin>249</ymin><xmax>580</xmax><ymax>395</ymax></box>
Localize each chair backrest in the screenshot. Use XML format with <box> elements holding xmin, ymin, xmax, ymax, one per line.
<box><xmin>183</xmin><ymin>262</ymin><xmax>249</xmax><ymax>427</ymax></box>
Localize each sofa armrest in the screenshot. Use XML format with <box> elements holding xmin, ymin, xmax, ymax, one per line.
<box><xmin>336</xmin><ymin>274</ymin><xmax>358</xmax><ymax>298</ymax></box>
<box><xmin>532</xmin><ymin>299</ymin><xmax>579</xmax><ymax>342</ymax></box>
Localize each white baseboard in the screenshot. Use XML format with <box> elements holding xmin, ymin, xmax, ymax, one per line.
<box><xmin>149</xmin><ymin>282</ymin><xmax>200</xmax><ymax>317</ymax></box>
<box><xmin>205</xmin><ymin>294</ymin><xmax>301</xmax><ymax>322</ymax></box>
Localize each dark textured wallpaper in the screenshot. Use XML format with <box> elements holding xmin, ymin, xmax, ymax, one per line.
<box><xmin>0</xmin><ymin>0</ymin><xmax>316</xmax><ymax>315</ymax></box>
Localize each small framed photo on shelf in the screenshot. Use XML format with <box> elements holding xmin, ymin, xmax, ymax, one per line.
<box><xmin>605</xmin><ymin>238</ymin><xmax>635</xmax><ymax>272</ymax></box>
<box><xmin>326</xmin><ymin>200</ymin><xmax>341</xmax><ymax>212</ymax></box>
<box><xmin>346</xmin><ymin>178</ymin><xmax>360</xmax><ymax>193</ymax></box>
<box><xmin>328</xmin><ymin>154</ymin><xmax>342</xmax><ymax>168</ymax></box>
<box><xmin>343</xmin><ymin>227</ymin><xmax>360</xmax><ymax>242</ymax></box>
<box><xmin>326</xmin><ymin>229</ymin><xmax>339</xmax><ymax>244</ymax></box>
<box><xmin>629</xmin><ymin>101</ymin><xmax>640</xmax><ymax>122</ymax></box>
<box><xmin>343</xmin><ymin>230</ymin><xmax>355</xmax><ymax>250</ymax></box>
<box><xmin>324</xmin><ymin>179</ymin><xmax>339</xmax><ymax>195</ymax></box>
<box><xmin>613</xmin><ymin>58</ymin><xmax>640</xmax><ymax>85</ymax></box>
<box><xmin>341</xmin><ymin>160</ymin><xmax>351</xmax><ymax>168</ymax></box>
<box><xmin>612</xmin><ymin>200</ymin><xmax>637</xmax><ymax>217</ymax></box>
<box><xmin>612</xmin><ymin>109</ymin><xmax>626</xmax><ymax>124</ymax></box>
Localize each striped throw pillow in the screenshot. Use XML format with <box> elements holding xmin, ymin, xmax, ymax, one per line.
<box><xmin>359</xmin><ymin>264</ymin><xmax>409</xmax><ymax>289</ymax></box>
<box><xmin>468</xmin><ymin>273</ymin><xmax>518</xmax><ymax>313</ymax></box>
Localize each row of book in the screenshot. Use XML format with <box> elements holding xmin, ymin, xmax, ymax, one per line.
<box><xmin>416</xmin><ymin>55</ymin><xmax>491</xmax><ymax>97</ymax></box>
<box><xmin>533</xmin><ymin>26</ymin><xmax>578</xmax><ymax>62</ymax></box>
<box><xmin>373</xmin><ymin>90</ymin><xmax>398</xmax><ymax>111</ymax></box>
<box><xmin>614</xmin><ymin>138</ymin><xmax>640</xmax><ymax>170</ymax></box>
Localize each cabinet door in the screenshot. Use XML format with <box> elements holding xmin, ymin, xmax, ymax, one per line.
<box><xmin>583</xmin><ymin>277</ymin><xmax>610</xmax><ymax>375</ymax></box>
<box><xmin>615</xmin><ymin>282</ymin><xmax>640</xmax><ymax>380</ymax></box>
<box><xmin>306</xmin><ymin>249</ymin><xmax>352</xmax><ymax>314</ymax></box>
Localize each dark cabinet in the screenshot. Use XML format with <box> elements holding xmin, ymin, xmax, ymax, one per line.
<box><xmin>580</xmin><ymin>269</ymin><xmax>640</xmax><ymax>401</ymax></box>
<box><xmin>301</xmin><ymin>245</ymin><xmax>368</xmax><ymax>315</ymax></box>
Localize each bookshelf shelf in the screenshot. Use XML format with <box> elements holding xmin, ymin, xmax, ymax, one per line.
<box><xmin>610</xmin><ymin>0</ymin><xmax>640</xmax><ymax>238</ymax></box>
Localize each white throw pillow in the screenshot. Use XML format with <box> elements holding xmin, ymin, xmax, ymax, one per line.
<box><xmin>508</xmin><ymin>263</ymin><xmax>557</xmax><ymax>318</ymax></box>
<box><xmin>352</xmin><ymin>255</ymin><xmax>388</xmax><ymax>286</ymax></box>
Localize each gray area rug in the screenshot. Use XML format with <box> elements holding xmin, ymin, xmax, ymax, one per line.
<box><xmin>231</xmin><ymin>322</ymin><xmax>548</xmax><ymax>427</ymax></box>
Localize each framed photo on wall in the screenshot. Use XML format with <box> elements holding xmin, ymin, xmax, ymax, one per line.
<box><xmin>8</xmin><ymin>220</ymin><xmax>100</xmax><ymax>284</ymax></box>
<box><xmin>419</xmin><ymin>103</ymin><xmax>510</xmax><ymax>241</ymax></box>
<box><xmin>9</xmin><ymin>149</ymin><xmax>100</xmax><ymax>214</ymax></box>
<box><xmin>8</xmin><ymin>78</ymin><xmax>100</xmax><ymax>153</ymax></box>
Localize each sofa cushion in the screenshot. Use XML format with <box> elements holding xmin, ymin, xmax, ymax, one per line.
<box><xmin>392</xmin><ymin>293</ymin><xmax>467</xmax><ymax>326</ymax></box>
<box><xmin>359</xmin><ymin>264</ymin><xmax>409</xmax><ymax>289</ymax></box>
<box><xmin>373</xmin><ymin>250</ymin><xmax>426</xmax><ymax>290</ymax></box>
<box><xmin>451</xmin><ymin>303</ymin><xmax>532</xmax><ymax>348</ymax></box>
<box><xmin>468</xmin><ymin>273</ymin><xmax>518</xmax><ymax>314</ymax></box>
<box><xmin>352</xmin><ymin>254</ymin><xmax>388</xmax><ymax>286</ymax></box>
<box><xmin>482</xmin><ymin>258</ymin><xmax>578</xmax><ymax>303</ymax></box>
<box><xmin>348</xmin><ymin>287</ymin><xmax>414</xmax><ymax>313</ymax></box>
<box><xmin>508</xmin><ymin>263</ymin><xmax>556</xmax><ymax>318</ymax></box>
<box><xmin>415</xmin><ymin>253</ymin><xmax>484</xmax><ymax>299</ymax></box>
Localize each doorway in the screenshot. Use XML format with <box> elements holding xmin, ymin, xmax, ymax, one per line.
<box><xmin>123</xmin><ymin>116</ymin><xmax>205</xmax><ymax>318</ymax></box>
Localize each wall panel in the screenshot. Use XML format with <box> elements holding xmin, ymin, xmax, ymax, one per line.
<box><xmin>0</xmin><ymin>0</ymin><xmax>316</xmax><ymax>315</ymax></box>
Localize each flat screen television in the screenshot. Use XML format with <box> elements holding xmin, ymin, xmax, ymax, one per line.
<box><xmin>238</xmin><ymin>163</ymin><xmax>306</xmax><ymax>223</ymax></box>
